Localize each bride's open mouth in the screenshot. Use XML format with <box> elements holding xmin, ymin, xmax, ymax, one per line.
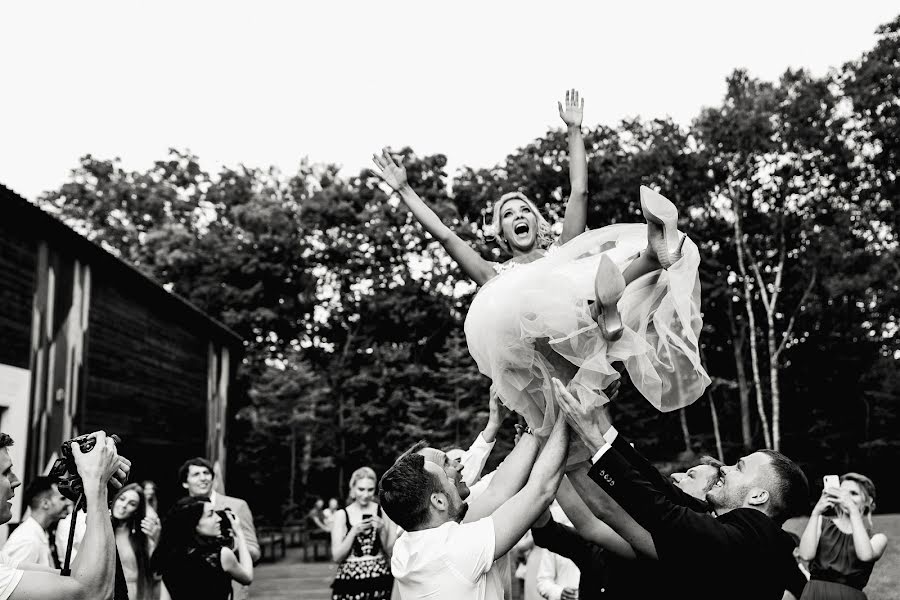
<box><xmin>513</xmin><ymin>222</ymin><xmax>530</xmax><ymax>236</ymax></box>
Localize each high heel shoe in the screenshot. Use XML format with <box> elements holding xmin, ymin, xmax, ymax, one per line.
<box><xmin>640</xmin><ymin>185</ymin><xmax>685</xmax><ymax>269</ymax></box>
<box><xmin>594</xmin><ymin>254</ymin><xmax>626</xmax><ymax>342</ymax></box>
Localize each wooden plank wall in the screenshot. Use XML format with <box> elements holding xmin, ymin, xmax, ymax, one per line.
<box><xmin>0</xmin><ymin>219</ymin><xmax>36</xmax><ymax>369</ymax></box>
<box><xmin>84</xmin><ymin>273</ymin><xmax>212</xmax><ymax>510</ymax></box>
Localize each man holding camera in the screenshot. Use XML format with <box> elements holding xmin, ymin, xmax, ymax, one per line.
<box><xmin>180</xmin><ymin>457</ymin><xmax>259</xmax><ymax>599</ymax></box>
<box><xmin>0</xmin><ymin>430</ymin><xmax>130</xmax><ymax>600</ymax></box>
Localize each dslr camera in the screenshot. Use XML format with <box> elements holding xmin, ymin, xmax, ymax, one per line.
<box><xmin>48</xmin><ymin>433</ymin><xmax>123</xmax><ymax>503</ymax></box>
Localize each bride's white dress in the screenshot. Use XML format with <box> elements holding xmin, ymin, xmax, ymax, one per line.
<box><xmin>464</xmin><ymin>223</ymin><xmax>710</xmax><ymax>435</ymax></box>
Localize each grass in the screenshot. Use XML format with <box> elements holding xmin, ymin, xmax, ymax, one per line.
<box><xmin>783</xmin><ymin>513</ymin><xmax>899</xmax><ymax>600</ymax></box>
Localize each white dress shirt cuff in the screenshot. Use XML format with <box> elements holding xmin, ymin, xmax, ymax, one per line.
<box><xmin>472</xmin><ymin>432</ymin><xmax>496</xmax><ymax>450</ymax></box>
<box><xmin>603</xmin><ymin>425</ymin><xmax>618</xmax><ymax>445</ymax></box>
<box><xmin>590</xmin><ymin>443</ymin><xmax>614</xmax><ymax>465</ymax></box>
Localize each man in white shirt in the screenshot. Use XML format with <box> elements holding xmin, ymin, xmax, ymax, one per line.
<box><xmin>445</xmin><ymin>393</ymin><xmax>503</xmax><ymax>487</ymax></box>
<box><xmin>0</xmin><ymin>430</ymin><xmax>131</xmax><ymax>600</ymax></box>
<box><xmin>3</xmin><ymin>477</ymin><xmax>70</xmax><ymax>567</ymax></box>
<box><xmin>380</xmin><ymin>403</ymin><xmax>570</xmax><ymax>600</ymax></box>
<box><xmin>535</xmin><ymin>550</ymin><xmax>580</xmax><ymax>600</ymax></box>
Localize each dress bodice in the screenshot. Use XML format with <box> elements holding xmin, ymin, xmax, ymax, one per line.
<box><xmin>343</xmin><ymin>507</ymin><xmax>384</xmax><ymax>559</ymax></box>
<box><xmin>809</xmin><ymin>519</ymin><xmax>876</xmax><ymax>590</ymax></box>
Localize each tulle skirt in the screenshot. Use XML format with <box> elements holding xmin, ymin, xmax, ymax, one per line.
<box><xmin>464</xmin><ymin>223</ymin><xmax>710</xmax><ymax>435</ymax></box>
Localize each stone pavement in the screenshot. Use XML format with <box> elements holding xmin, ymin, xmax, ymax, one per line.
<box><xmin>253</xmin><ymin>548</ymin><xmax>335</xmax><ymax>600</ymax></box>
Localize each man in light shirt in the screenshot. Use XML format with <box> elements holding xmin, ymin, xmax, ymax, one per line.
<box><xmin>380</xmin><ymin>405</ymin><xmax>570</xmax><ymax>600</ymax></box>
<box><xmin>535</xmin><ymin>549</ymin><xmax>580</xmax><ymax>600</ymax></box>
<box><xmin>445</xmin><ymin>393</ymin><xmax>504</xmax><ymax>487</ymax></box>
<box><xmin>3</xmin><ymin>477</ymin><xmax>70</xmax><ymax>567</ymax></box>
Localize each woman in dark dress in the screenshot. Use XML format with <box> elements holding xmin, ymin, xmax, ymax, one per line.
<box><xmin>330</xmin><ymin>467</ymin><xmax>395</xmax><ymax>600</ymax></box>
<box><xmin>798</xmin><ymin>473</ymin><xmax>888</xmax><ymax>599</ymax></box>
<box><xmin>152</xmin><ymin>496</ymin><xmax>254</xmax><ymax>600</ymax></box>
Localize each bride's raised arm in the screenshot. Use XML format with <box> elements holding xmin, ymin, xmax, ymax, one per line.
<box><xmin>558</xmin><ymin>89</ymin><xmax>588</xmax><ymax>245</ymax></box>
<box><xmin>371</xmin><ymin>148</ymin><xmax>497</xmax><ymax>286</ymax></box>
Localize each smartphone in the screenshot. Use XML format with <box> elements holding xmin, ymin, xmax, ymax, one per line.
<box><xmin>361</xmin><ymin>514</ymin><xmax>374</xmax><ymax>521</ymax></box>
<box><xmin>823</xmin><ymin>475</ymin><xmax>840</xmax><ymax>489</ymax></box>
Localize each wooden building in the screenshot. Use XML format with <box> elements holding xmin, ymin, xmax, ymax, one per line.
<box><xmin>0</xmin><ymin>183</ymin><xmax>241</xmax><ymax>529</ymax></box>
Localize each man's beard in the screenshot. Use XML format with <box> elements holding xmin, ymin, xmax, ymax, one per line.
<box><xmin>451</xmin><ymin>501</ymin><xmax>469</xmax><ymax>523</ymax></box>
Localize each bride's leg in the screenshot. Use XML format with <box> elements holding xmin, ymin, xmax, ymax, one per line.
<box><xmin>621</xmin><ymin>251</ymin><xmax>661</xmax><ymax>284</ymax></box>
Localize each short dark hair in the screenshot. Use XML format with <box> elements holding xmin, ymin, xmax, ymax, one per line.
<box><xmin>178</xmin><ymin>457</ymin><xmax>215</xmax><ymax>484</ymax></box>
<box><xmin>699</xmin><ymin>455</ymin><xmax>724</xmax><ymax>470</ymax></box>
<box><xmin>25</xmin><ymin>476</ymin><xmax>56</xmax><ymax>510</ymax></box>
<box><xmin>759</xmin><ymin>450</ymin><xmax>809</xmax><ymax>524</ymax></box>
<box><xmin>0</xmin><ymin>433</ymin><xmax>13</xmax><ymax>449</ymax></box>
<box><xmin>379</xmin><ymin>452</ymin><xmax>441</xmax><ymax>531</ymax></box>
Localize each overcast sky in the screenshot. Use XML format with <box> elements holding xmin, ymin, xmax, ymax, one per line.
<box><xmin>1</xmin><ymin>1</ymin><xmax>897</xmax><ymax>201</ymax></box>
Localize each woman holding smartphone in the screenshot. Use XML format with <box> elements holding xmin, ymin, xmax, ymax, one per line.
<box><xmin>331</xmin><ymin>466</ymin><xmax>396</xmax><ymax>600</ymax></box>
<box><xmin>798</xmin><ymin>473</ymin><xmax>888</xmax><ymax>599</ymax></box>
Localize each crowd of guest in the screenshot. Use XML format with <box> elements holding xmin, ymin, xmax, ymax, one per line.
<box><xmin>315</xmin><ymin>384</ymin><xmax>889</xmax><ymax>600</ymax></box>
<box><xmin>0</xmin><ymin>438</ymin><xmax>260</xmax><ymax>600</ymax></box>
<box><xmin>0</xmin><ymin>392</ymin><xmax>889</xmax><ymax>600</ymax></box>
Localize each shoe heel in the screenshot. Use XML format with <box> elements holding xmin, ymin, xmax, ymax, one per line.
<box><xmin>640</xmin><ymin>185</ymin><xmax>680</xmax><ymax>252</ymax></box>
<box><xmin>594</xmin><ymin>255</ymin><xmax>625</xmax><ymax>341</ymax></box>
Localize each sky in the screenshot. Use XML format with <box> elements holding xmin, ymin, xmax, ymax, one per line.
<box><xmin>1</xmin><ymin>1</ymin><xmax>898</xmax><ymax>201</ymax></box>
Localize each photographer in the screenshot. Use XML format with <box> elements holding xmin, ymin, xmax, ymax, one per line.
<box><xmin>0</xmin><ymin>431</ymin><xmax>130</xmax><ymax>600</ymax></box>
<box><xmin>151</xmin><ymin>497</ymin><xmax>253</xmax><ymax>600</ymax></box>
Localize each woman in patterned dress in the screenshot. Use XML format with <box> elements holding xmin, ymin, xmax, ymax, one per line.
<box><xmin>331</xmin><ymin>467</ymin><xmax>396</xmax><ymax>600</ymax></box>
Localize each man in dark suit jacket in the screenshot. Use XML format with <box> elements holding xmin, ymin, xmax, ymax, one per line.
<box><xmin>552</xmin><ymin>378</ymin><xmax>808</xmax><ymax>600</ymax></box>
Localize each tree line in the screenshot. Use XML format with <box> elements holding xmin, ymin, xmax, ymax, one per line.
<box><xmin>38</xmin><ymin>16</ymin><xmax>900</xmax><ymax>520</ymax></box>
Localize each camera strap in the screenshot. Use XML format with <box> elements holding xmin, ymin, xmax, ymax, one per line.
<box><xmin>60</xmin><ymin>492</ymin><xmax>130</xmax><ymax>599</ymax></box>
<box><xmin>61</xmin><ymin>493</ymin><xmax>85</xmax><ymax>576</ymax></box>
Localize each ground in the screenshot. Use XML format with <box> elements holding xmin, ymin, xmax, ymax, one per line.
<box><xmin>254</xmin><ymin>550</ymin><xmax>333</xmax><ymax>600</ymax></box>
<box><xmin>256</xmin><ymin>515</ymin><xmax>900</xmax><ymax>599</ymax></box>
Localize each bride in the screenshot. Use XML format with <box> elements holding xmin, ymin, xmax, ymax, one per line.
<box><xmin>370</xmin><ymin>90</ymin><xmax>709</xmax><ymax>434</ymax></box>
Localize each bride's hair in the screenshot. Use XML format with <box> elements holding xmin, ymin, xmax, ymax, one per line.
<box><xmin>484</xmin><ymin>192</ymin><xmax>553</xmax><ymax>251</ymax></box>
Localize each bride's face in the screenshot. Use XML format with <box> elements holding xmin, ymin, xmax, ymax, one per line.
<box><xmin>499</xmin><ymin>199</ymin><xmax>538</xmax><ymax>252</ymax></box>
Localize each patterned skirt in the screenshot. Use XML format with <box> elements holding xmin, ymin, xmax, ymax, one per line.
<box><xmin>331</xmin><ymin>555</ymin><xmax>393</xmax><ymax>600</ymax></box>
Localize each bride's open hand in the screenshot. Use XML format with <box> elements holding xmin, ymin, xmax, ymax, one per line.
<box><xmin>371</xmin><ymin>148</ymin><xmax>408</xmax><ymax>192</ymax></box>
<box><xmin>558</xmin><ymin>89</ymin><xmax>584</xmax><ymax>128</ymax></box>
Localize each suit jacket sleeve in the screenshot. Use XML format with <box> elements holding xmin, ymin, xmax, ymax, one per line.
<box><xmin>234</xmin><ymin>499</ymin><xmax>260</xmax><ymax>562</ymax></box>
<box><xmin>588</xmin><ymin>446</ymin><xmax>747</xmax><ymax>562</ymax></box>
<box><xmin>531</xmin><ymin>518</ymin><xmax>595</xmax><ymax>571</ymax></box>
<box><xmin>610</xmin><ymin>434</ymin><xmax>709</xmax><ymax>513</ymax></box>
